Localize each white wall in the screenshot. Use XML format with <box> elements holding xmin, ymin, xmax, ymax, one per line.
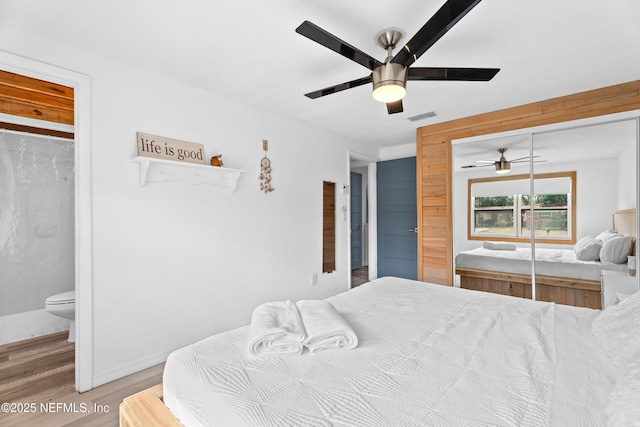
<box><xmin>454</xmin><ymin>157</ymin><xmax>620</xmax><ymax>254</ymax></box>
<box><xmin>379</xmin><ymin>143</ymin><xmax>415</xmax><ymax>161</ymax></box>
<box><xmin>0</xmin><ymin>27</ymin><xmax>378</xmax><ymax>386</ymax></box>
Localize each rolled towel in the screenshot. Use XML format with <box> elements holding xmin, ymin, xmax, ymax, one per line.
<box><xmin>297</xmin><ymin>300</ymin><xmax>358</xmax><ymax>354</ymax></box>
<box><xmin>248</xmin><ymin>301</ymin><xmax>306</xmax><ymax>357</ymax></box>
<box><xmin>482</xmin><ymin>241</ymin><xmax>517</xmax><ymax>251</ymax></box>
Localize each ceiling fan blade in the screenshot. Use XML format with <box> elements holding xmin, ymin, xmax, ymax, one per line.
<box><xmin>408</xmin><ymin>67</ymin><xmax>499</xmax><ymax>81</ymax></box>
<box><xmin>386</xmin><ymin>100</ymin><xmax>403</xmax><ymax>114</ymax></box>
<box><xmin>475</xmin><ymin>160</ymin><xmax>496</xmax><ymax>164</ymax></box>
<box><xmin>461</xmin><ymin>163</ymin><xmax>493</xmax><ymax>168</ymax></box>
<box><xmin>510</xmin><ymin>155</ymin><xmax>541</xmax><ymax>162</ymax></box>
<box><xmin>510</xmin><ymin>159</ymin><xmax>547</xmax><ymax>164</ymax></box>
<box><xmin>304</xmin><ymin>75</ymin><xmax>373</xmax><ymax>99</ymax></box>
<box><xmin>296</xmin><ymin>21</ymin><xmax>383</xmax><ymax>71</ymax></box>
<box><xmin>392</xmin><ymin>0</ymin><xmax>483</xmax><ymax>68</ymax></box>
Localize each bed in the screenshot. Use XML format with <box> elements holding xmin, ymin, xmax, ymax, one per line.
<box><xmin>456</xmin><ymin>209</ymin><xmax>637</xmax><ymax>309</ymax></box>
<box><xmin>119</xmin><ymin>275</ymin><xmax>640</xmax><ymax>427</ymax></box>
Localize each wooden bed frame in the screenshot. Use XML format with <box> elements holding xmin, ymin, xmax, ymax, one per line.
<box><xmin>456</xmin><ymin>209</ymin><xmax>637</xmax><ymax>309</ymax></box>
<box><xmin>120</xmin><ymin>384</ymin><xmax>183</xmax><ymax>426</ymax></box>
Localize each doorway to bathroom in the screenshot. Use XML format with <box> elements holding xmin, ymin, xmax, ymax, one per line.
<box><xmin>0</xmin><ymin>67</ymin><xmax>78</xmax><ymax>396</ymax></box>
<box><xmin>0</xmin><ymin>127</ymin><xmax>75</xmax><ymax>343</ymax></box>
<box><xmin>0</xmin><ymin>52</ymin><xmax>93</xmax><ymax>393</ymax></box>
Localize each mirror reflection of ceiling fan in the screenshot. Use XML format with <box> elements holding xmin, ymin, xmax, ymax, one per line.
<box><xmin>295</xmin><ymin>0</ymin><xmax>500</xmax><ymax>114</ymax></box>
<box><xmin>461</xmin><ymin>148</ymin><xmax>547</xmax><ymax>174</ymax></box>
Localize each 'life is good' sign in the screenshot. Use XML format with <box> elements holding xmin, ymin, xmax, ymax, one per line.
<box><xmin>137</xmin><ymin>132</ymin><xmax>204</xmax><ymax>164</ymax></box>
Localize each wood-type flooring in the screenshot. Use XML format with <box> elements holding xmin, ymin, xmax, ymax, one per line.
<box><xmin>0</xmin><ymin>331</ymin><xmax>163</xmax><ymax>426</ymax></box>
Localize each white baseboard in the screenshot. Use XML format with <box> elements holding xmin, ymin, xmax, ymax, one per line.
<box><xmin>0</xmin><ymin>309</ymin><xmax>70</xmax><ymax>345</ymax></box>
<box><xmin>92</xmin><ymin>349</ymin><xmax>171</xmax><ymax>388</ymax></box>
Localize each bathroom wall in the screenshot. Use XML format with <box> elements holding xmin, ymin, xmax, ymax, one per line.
<box><xmin>0</xmin><ymin>130</ymin><xmax>74</xmax><ymax>343</ymax></box>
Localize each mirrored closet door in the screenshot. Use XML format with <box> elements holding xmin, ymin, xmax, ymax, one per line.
<box><xmin>452</xmin><ymin>114</ymin><xmax>638</xmax><ymax>309</ymax></box>
<box><xmin>453</xmin><ymin>133</ymin><xmax>534</xmax><ymax>298</ymax></box>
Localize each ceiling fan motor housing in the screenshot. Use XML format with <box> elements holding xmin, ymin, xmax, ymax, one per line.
<box><xmin>372</xmin><ymin>62</ymin><xmax>408</xmax><ymax>102</ymax></box>
<box><xmin>495</xmin><ymin>152</ymin><xmax>510</xmax><ymax>173</ymax></box>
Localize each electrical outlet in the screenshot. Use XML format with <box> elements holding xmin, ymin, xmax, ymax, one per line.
<box><xmin>311</xmin><ymin>273</ymin><xmax>318</xmax><ymax>286</ymax></box>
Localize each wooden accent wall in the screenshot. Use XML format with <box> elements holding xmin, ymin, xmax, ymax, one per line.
<box><xmin>417</xmin><ymin>80</ymin><xmax>640</xmax><ymax>285</ymax></box>
<box><xmin>0</xmin><ymin>69</ymin><xmax>74</xmax><ymax>125</ymax></box>
<box><xmin>417</xmin><ymin>134</ymin><xmax>452</xmax><ymax>284</ymax></box>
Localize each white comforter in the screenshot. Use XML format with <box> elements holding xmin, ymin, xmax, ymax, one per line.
<box><xmin>163</xmin><ymin>277</ymin><xmax>616</xmax><ymax>427</ymax></box>
<box><xmin>455</xmin><ymin>246</ymin><xmax>625</xmax><ymax>280</ymax></box>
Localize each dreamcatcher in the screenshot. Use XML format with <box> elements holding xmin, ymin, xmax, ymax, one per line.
<box><xmin>259</xmin><ymin>139</ymin><xmax>274</xmax><ymax>193</ymax></box>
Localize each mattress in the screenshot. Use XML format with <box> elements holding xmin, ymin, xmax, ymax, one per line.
<box><xmin>163</xmin><ymin>276</ymin><xmax>616</xmax><ymax>427</ymax></box>
<box><xmin>455</xmin><ymin>246</ymin><xmax>626</xmax><ymax>281</ymax></box>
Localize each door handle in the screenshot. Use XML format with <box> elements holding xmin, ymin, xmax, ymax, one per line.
<box><xmin>409</xmin><ymin>228</ymin><xmax>418</xmax><ymax>233</ymax></box>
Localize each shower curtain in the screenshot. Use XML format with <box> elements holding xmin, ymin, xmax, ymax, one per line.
<box><xmin>0</xmin><ymin>129</ymin><xmax>74</xmax><ymax>318</ymax></box>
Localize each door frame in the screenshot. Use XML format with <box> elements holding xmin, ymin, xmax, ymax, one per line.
<box><xmin>350</xmin><ymin>171</ymin><xmax>363</xmax><ymax>270</ymax></box>
<box><xmin>0</xmin><ymin>50</ymin><xmax>94</xmax><ymax>392</ymax></box>
<box><xmin>348</xmin><ymin>151</ymin><xmax>378</xmax><ymax>281</ymax></box>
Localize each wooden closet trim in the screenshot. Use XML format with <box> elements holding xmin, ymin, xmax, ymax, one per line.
<box><xmin>416</xmin><ymin>80</ymin><xmax>640</xmax><ymax>285</ymax></box>
<box><xmin>0</xmin><ymin>69</ymin><xmax>74</xmax><ymax>125</ymax></box>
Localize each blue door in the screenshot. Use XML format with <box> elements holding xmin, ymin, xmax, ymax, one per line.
<box><xmin>350</xmin><ymin>172</ymin><xmax>363</xmax><ymax>270</ymax></box>
<box><xmin>377</xmin><ymin>157</ymin><xmax>417</xmax><ymax>280</ymax></box>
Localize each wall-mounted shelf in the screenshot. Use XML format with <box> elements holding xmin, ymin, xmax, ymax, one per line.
<box><xmin>132</xmin><ymin>156</ymin><xmax>244</xmax><ymax>191</ymax></box>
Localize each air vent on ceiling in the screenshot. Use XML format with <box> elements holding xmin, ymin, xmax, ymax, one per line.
<box><xmin>407</xmin><ymin>111</ymin><xmax>436</xmax><ymax>122</ymax></box>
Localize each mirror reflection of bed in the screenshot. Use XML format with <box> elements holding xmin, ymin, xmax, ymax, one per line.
<box><xmin>453</xmin><ymin>119</ymin><xmax>638</xmax><ymax>309</ymax></box>
<box><xmin>456</xmin><ymin>209</ymin><xmax>636</xmax><ymax>309</ymax></box>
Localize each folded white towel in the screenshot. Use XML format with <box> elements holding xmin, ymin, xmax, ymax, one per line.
<box><xmin>248</xmin><ymin>301</ymin><xmax>306</xmax><ymax>357</ymax></box>
<box><xmin>482</xmin><ymin>241</ymin><xmax>517</xmax><ymax>251</ymax></box>
<box><xmin>297</xmin><ymin>300</ymin><xmax>358</xmax><ymax>354</ymax></box>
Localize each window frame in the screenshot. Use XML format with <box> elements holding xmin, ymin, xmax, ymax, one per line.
<box><xmin>467</xmin><ymin>171</ymin><xmax>576</xmax><ymax>245</ymax></box>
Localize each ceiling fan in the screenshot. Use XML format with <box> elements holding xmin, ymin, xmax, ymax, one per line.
<box><xmin>461</xmin><ymin>148</ymin><xmax>546</xmax><ymax>174</ymax></box>
<box><xmin>295</xmin><ymin>0</ymin><xmax>500</xmax><ymax>115</ymax></box>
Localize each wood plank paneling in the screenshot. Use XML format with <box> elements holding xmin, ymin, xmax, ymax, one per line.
<box><xmin>417</xmin><ymin>132</ymin><xmax>451</xmax><ymax>285</ymax></box>
<box><xmin>0</xmin><ymin>69</ymin><xmax>73</xmax><ymax>125</ymax></box>
<box><xmin>417</xmin><ymin>80</ymin><xmax>640</xmax><ymax>293</ymax></box>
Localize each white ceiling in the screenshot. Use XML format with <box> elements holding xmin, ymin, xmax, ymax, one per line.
<box><xmin>1</xmin><ymin>0</ymin><xmax>639</xmax><ymax>149</ymax></box>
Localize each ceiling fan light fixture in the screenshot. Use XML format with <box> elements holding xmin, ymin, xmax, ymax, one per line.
<box><xmin>372</xmin><ymin>84</ymin><xmax>406</xmax><ymax>103</ymax></box>
<box><xmin>372</xmin><ymin>62</ymin><xmax>407</xmax><ymax>103</ymax></box>
<box><xmin>495</xmin><ymin>161</ymin><xmax>511</xmax><ymax>174</ymax></box>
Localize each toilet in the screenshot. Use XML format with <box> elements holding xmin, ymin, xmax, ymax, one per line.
<box><xmin>45</xmin><ymin>291</ymin><xmax>76</xmax><ymax>342</ymax></box>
